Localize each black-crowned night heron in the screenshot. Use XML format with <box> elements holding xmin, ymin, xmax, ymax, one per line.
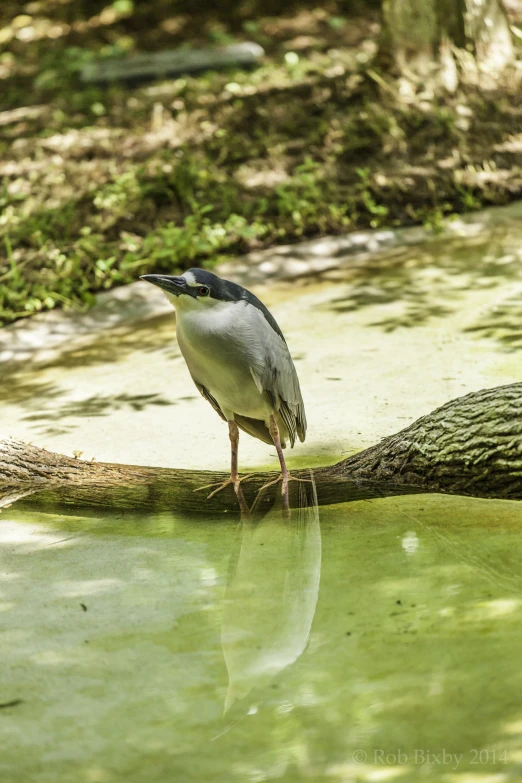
<box><xmin>140</xmin><ymin>268</ymin><xmax>307</xmax><ymax>503</ymax></box>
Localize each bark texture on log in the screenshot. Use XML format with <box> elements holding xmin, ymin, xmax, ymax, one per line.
<box><xmin>331</xmin><ymin>384</ymin><xmax>522</xmax><ymax>498</ymax></box>
<box><xmin>1</xmin><ymin>384</ymin><xmax>521</xmax><ymax>515</ymax></box>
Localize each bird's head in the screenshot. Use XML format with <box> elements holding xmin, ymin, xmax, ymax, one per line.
<box><xmin>140</xmin><ymin>268</ymin><xmax>240</xmax><ymax>311</ymax></box>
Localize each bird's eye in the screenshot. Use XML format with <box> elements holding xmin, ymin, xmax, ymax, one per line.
<box><xmin>197</xmin><ymin>286</ymin><xmax>209</xmax><ymax>297</ymax></box>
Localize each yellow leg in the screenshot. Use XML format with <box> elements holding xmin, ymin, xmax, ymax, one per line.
<box><xmin>194</xmin><ymin>421</ymin><xmax>253</xmax><ymax>499</ymax></box>
<box><xmin>254</xmin><ymin>416</ymin><xmax>312</xmax><ymax>513</ymax></box>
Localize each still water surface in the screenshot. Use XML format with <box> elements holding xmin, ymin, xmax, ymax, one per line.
<box><xmin>2</xmin><ymin>486</ymin><xmax>522</xmax><ymax>782</ymax></box>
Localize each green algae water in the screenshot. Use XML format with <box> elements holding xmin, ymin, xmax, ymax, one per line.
<box><xmin>5</xmin><ymin>205</ymin><xmax>522</xmax><ymax>783</ymax></box>
<box><xmin>2</xmin><ymin>490</ymin><xmax>522</xmax><ymax>782</ymax></box>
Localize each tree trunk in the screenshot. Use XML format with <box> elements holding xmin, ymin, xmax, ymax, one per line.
<box><xmin>380</xmin><ymin>0</ymin><xmax>514</xmax><ymax>90</ymax></box>
<box><xmin>1</xmin><ymin>384</ymin><xmax>522</xmax><ymax>516</ymax></box>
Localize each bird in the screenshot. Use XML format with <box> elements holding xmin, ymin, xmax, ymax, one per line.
<box><xmin>140</xmin><ymin>268</ymin><xmax>307</xmax><ymax>505</ymax></box>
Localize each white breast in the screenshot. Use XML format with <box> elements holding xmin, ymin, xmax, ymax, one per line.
<box><xmin>175</xmin><ymin>300</ymin><xmax>269</xmax><ymax>421</ymax></box>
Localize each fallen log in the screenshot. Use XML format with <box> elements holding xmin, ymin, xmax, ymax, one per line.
<box><xmin>1</xmin><ymin>384</ymin><xmax>522</xmax><ymax>515</ymax></box>
<box><xmin>80</xmin><ymin>43</ymin><xmax>264</xmax><ymax>85</ymax></box>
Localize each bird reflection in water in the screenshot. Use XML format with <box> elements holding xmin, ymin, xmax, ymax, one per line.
<box><xmin>221</xmin><ymin>471</ymin><xmax>321</xmax><ymax>715</ymax></box>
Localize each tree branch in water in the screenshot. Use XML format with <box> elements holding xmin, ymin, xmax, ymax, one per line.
<box><xmin>1</xmin><ymin>384</ymin><xmax>521</xmax><ymax>514</ymax></box>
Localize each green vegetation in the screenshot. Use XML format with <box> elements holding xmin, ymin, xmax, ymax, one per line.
<box><xmin>1</xmin><ymin>0</ymin><xmax>522</xmax><ymax>325</ymax></box>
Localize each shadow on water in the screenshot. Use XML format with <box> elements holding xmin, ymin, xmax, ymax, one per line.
<box><xmin>21</xmin><ymin>393</ymin><xmax>175</xmax><ymax>437</ymax></box>
<box><xmin>463</xmin><ymin>294</ymin><xmax>522</xmax><ymax>352</ymax></box>
<box><xmin>4</xmin><ymin>477</ymin><xmax>522</xmax><ymax>779</ymax></box>
<box><xmin>0</xmin><ymin>373</ymin><xmax>177</xmax><ymax>436</ymax></box>
<box><xmin>0</xmin><ymin>378</ymin><xmax>62</xmax><ymax>406</ymax></box>
<box><xmin>37</xmin><ymin>312</ymin><xmax>182</xmax><ymax>371</ymax></box>
<box><xmin>0</xmin><ymin>311</ymin><xmax>179</xmax><ymax>399</ymax></box>
<box><xmin>0</xmin><ymin>313</ymin><xmax>186</xmax><ymax>435</ymax></box>
<box><xmin>325</xmin><ymin>230</ymin><xmax>522</xmax><ymax>344</ymax></box>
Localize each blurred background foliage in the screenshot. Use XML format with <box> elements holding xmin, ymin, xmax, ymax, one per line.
<box><xmin>1</xmin><ymin>0</ymin><xmax>522</xmax><ymax>324</ymax></box>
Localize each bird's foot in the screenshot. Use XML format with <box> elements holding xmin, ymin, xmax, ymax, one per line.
<box><xmin>193</xmin><ymin>474</ymin><xmax>254</xmax><ymax>500</ymax></box>
<box><xmin>257</xmin><ymin>472</ymin><xmax>312</xmax><ymax>497</ymax></box>
<box><xmin>206</xmin><ymin>474</ymin><xmax>254</xmax><ymax>500</ymax></box>
<box><xmin>254</xmin><ymin>472</ymin><xmax>311</xmax><ymax>518</ymax></box>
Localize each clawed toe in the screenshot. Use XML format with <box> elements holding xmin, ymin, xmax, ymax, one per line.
<box><xmin>257</xmin><ymin>472</ymin><xmax>311</xmax><ymax>497</ymax></box>
<box><xmin>206</xmin><ymin>478</ymin><xmax>235</xmax><ymax>500</ymax></box>
<box><xmin>257</xmin><ymin>475</ymin><xmax>282</xmax><ymax>494</ymax></box>
<box><xmin>193</xmin><ymin>479</ymin><xmax>230</xmax><ymax>499</ymax></box>
<box><xmin>193</xmin><ymin>480</ymin><xmax>225</xmax><ymax>495</ymax></box>
<box><xmin>194</xmin><ymin>474</ymin><xmax>254</xmax><ymax>500</ymax></box>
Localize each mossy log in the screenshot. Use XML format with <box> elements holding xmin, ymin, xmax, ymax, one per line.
<box><xmin>1</xmin><ymin>384</ymin><xmax>522</xmax><ymax>515</ymax></box>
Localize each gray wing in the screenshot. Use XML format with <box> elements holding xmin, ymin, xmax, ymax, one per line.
<box><xmin>248</xmin><ymin>310</ymin><xmax>307</xmax><ymax>448</ymax></box>
<box><xmin>193</xmin><ymin>380</ymin><xmax>227</xmax><ymax>421</ymax></box>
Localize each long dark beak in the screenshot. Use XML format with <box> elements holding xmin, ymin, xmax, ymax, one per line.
<box><xmin>140</xmin><ymin>274</ymin><xmax>192</xmax><ymax>297</ymax></box>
